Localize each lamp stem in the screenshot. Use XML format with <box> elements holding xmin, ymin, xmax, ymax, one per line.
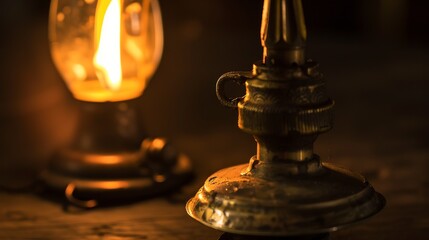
<box><xmin>71</xmin><ymin>100</ymin><xmax>145</xmax><ymax>152</ymax></box>
<box><xmin>261</xmin><ymin>0</ymin><xmax>307</xmax><ymax>66</ymax></box>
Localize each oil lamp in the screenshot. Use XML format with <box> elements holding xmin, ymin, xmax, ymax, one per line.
<box><xmin>42</xmin><ymin>0</ymin><xmax>192</xmax><ymax>206</ymax></box>
<box><xmin>187</xmin><ymin>0</ymin><xmax>385</xmax><ymax>239</ymax></box>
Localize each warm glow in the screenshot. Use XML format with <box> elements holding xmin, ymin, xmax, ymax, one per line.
<box><xmin>50</xmin><ymin>0</ymin><xmax>164</xmax><ymax>102</ymax></box>
<box><xmin>85</xmin><ymin>155</ymin><xmax>124</xmax><ymax>165</ymax></box>
<box><xmin>93</xmin><ymin>0</ymin><xmax>122</xmax><ymax>91</ymax></box>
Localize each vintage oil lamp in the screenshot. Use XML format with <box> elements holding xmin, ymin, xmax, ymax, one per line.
<box><xmin>187</xmin><ymin>0</ymin><xmax>385</xmax><ymax>238</ymax></box>
<box><xmin>42</xmin><ymin>0</ymin><xmax>192</xmax><ymax>207</ymax></box>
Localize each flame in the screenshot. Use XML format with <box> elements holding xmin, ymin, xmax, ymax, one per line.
<box><xmin>93</xmin><ymin>0</ymin><xmax>122</xmax><ymax>90</ymax></box>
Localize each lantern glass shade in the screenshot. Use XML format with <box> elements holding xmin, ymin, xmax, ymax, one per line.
<box><xmin>49</xmin><ymin>0</ymin><xmax>163</xmax><ymax>102</ymax></box>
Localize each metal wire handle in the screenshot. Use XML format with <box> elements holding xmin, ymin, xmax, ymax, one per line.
<box><xmin>65</xmin><ymin>183</ymin><xmax>98</xmax><ymax>209</ymax></box>
<box><xmin>216</xmin><ymin>71</ymin><xmax>251</xmax><ymax>108</ymax></box>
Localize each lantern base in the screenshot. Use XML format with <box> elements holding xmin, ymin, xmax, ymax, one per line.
<box><xmin>41</xmin><ymin>138</ymin><xmax>193</xmax><ymax>207</ymax></box>
<box><xmin>186</xmin><ymin>156</ymin><xmax>385</xmax><ymax>236</ymax></box>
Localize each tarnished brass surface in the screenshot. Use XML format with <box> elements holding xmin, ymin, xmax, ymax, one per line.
<box><xmin>187</xmin><ymin>0</ymin><xmax>384</xmax><ymax>236</ymax></box>
<box><xmin>186</xmin><ymin>160</ymin><xmax>384</xmax><ymax>236</ymax></box>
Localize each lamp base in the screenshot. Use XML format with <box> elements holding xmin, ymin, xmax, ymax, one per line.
<box><xmin>186</xmin><ymin>156</ymin><xmax>384</xmax><ymax>236</ymax></box>
<box><xmin>41</xmin><ymin>138</ymin><xmax>193</xmax><ymax>207</ymax></box>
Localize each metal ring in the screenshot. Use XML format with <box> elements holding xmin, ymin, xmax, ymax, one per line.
<box><xmin>65</xmin><ymin>183</ymin><xmax>98</xmax><ymax>209</ymax></box>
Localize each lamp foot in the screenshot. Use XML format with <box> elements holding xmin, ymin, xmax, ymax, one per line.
<box><xmin>186</xmin><ymin>157</ymin><xmax>384</xmax><ymax>236</ymax></box>
<box><xmin>41</xmin><ymin>138</ymin><xmax>193</xmax><ymax>206</ymax></box>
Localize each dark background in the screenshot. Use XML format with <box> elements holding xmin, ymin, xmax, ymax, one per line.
<box><xmin>0</xmin><ymin>2</ymin><xmax>428</xmax><ymax>237</ymax></box>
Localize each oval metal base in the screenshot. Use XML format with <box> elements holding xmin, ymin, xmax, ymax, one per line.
<box><xmin>41</xmin><ymin>146</ymin><xmax>193</xmax><ymax>206</ymax></box>
<box><xmin>186</xmin><ymin>157</ymin><xmax>385</xmax><ymax>236</ymax></box>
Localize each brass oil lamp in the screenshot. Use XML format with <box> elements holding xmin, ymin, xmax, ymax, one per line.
<box><xmin>187</xmin><ymin>0</ymin><xmax>385</xmax><ymax>238</ymax></box>
<box><xmin>41</xmin><ymin>0</ymin><xmax>192</xmax><ymax>207</ymax></box>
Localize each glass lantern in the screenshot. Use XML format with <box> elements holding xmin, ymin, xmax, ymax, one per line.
<box><xmin>49</xmin><ymin>0</ymin><xmax>163</xmax><ymax>102</ymax></box>
<box><xmin>43</xmin><ymin>0</ymin><xmax>192</xmax><ymax>207</ymax></box>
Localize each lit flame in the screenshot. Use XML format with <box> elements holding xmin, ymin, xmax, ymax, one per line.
<box><xmin>93</xmin><ymin>0</ymin><xmax>122</xmax><ymax>90</ymax></box>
